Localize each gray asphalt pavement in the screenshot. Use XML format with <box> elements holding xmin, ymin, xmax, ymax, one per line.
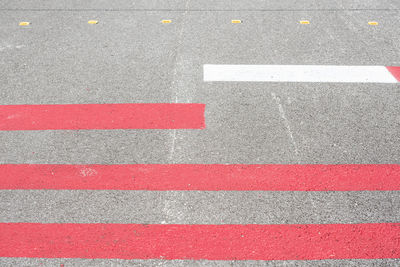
<box><xmin>1</xmin><ymin>0</ymin><xmax>399</xmax><ymax>266</ymax></box>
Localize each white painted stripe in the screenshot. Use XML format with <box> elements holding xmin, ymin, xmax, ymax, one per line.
<box><xmin>203</xmin><ymin>65</ymin><xmax>398</xmax><ymax>83</ymax></box>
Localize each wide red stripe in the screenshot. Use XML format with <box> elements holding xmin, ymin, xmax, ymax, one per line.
<box><xmin>0</xmin><ymin>223</ymin><xmax>398</xmax><ymax>260</ymax></box>
<box><xmin>1</xmin><ymin>164</ymin><xmax>399</xmax><ymax>191</ymax></box>
<box><xmin>386</xmin><ymin>66</ymin><xmax>400</xmax><ymax>82</ymax></box>
<box><xmin>0</xmin><ymin>103</ymin><xmax>205</xmax><ymax>130</ymax></box>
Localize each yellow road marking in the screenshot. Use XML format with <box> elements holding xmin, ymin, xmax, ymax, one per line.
<box><xmin>88</xmin><ymin>20</ymin><xmax>98</xmax><ymax>24</ymax></box>
<box><xmin>231</xmin><ymin>20</ymin><xmax>242</xmax><ymax>24</ymax></box>
<box><xmin>299</xmin><ymin>20</ymin><xmax>310</xmax><ymax>24</ymax></box>
<box><xmin>368</xmin><ymin>21</ymin><xmax>378</xmax><ymax>25</ymax></box>
<box><xmin>19</xmin><ymin>22</ymin><xmax>30</xmax><ymax>26</ymax></box>
<box><xmin>162</xmin><ymin>20</ymin><xmax>172</xmax><ymax>23</ymax></box>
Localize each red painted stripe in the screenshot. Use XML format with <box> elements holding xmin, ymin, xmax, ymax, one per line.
<box><xmin>0</xmin><ymin>223</ymin><xmax>398</xmax><ymax>260</ymax></box>
<box><xmin>1</xmin><ymin>164</ymin><xmax>399</xmax><ymax>191</ymax></box>
<box><xmin>0</xmin><ymin>104</ymin><xmax>205</xmax><ymax>130</ymax></box>
<box><xmin>386</xmin><ymin>66</ymin><xmax>400</xmax><ymax>82</ymax></box>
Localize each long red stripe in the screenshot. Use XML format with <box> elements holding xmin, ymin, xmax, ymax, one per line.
<box><xmin>1</xmin><ymin>164</ymin><xmax>399</xmax><ymax>191</ymax></box>
<box><xmin>0</xmin><ymin>223</ymin><xmax>398</xmax><ymax>260</ymax></box>
<box><xmin>386</xmin><ymin>66</ymin><xmax>400</xmax><ymax>82</ymax></box>
<box><xmin>0</xmin><ymin>104</ymin><xmax>205</xmax><ymax>130</ymax></box>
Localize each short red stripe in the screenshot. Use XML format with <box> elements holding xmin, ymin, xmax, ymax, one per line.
<box><xmin>0</xmin><ymin>223</ymin><xmax>398</xmax><ymax>260</ymax></box>
<box><xmin>386</xmin><ymin>66</ymin><xmax>400</xmax><ymax>82</ymax></box>
<box><xmin>1</xmin><ymin>164</ymin><xmax>399</xmax><ymax>191</ymax></box>
<box><xmin>0</xmin><ymin>104</ymin><xmax>205</xmax><ymax>130</ymax></box>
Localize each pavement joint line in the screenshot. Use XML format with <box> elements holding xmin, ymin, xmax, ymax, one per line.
<box><xmin>168</xmin><ymin>0</ymin><xmax>191</xmax><ymax>164</ymax></box>
<box><xmin>271</xmin><ymin>93</ymin><xmax>301</xmax><ymax>164</ymax></box>
<box><xmin>1</xmin><ymin>8</ymin><xmax>400</xmax><ymax>12</ymax></box>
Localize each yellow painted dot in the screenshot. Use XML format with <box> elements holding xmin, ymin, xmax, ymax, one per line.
<box><xmin>299</xmin><ymin>20</ymin><xmax>310</xmax><ymax>24</ymax></box>
<box><xmin>19</xmin><ymin>22</ymin><xmax>30</xmax><ymax>26</ymax></box>
<box><xmin>231</xmin><ymin>20</ymin><xmax>242</xmax><ymax>24</ymax></box>
<box><xmin>161</xmin><ymin>20</ymin><xmax>172</xmax><ymax>24</ymax></box>
<box><xmin>368</xmin><ymin>21</ymin><xmax>378</xmax><ymax>25</ymax></box>
<box><xmin>88</xmin><ymin>20</ymin><xmax>98</xmax><ymax>24</ymax></box>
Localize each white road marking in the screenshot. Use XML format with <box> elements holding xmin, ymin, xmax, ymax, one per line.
<box><xmin>203</xmin><ymin>64</ymin><xmax>398</xmax><ymax>83</ymax></box>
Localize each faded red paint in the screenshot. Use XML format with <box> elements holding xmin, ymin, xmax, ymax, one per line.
<box><xmin>0</xmin><ymin>223</ymin><xmax>399</xmax><ymax>260</ymax></box>
<box><xmin>386</xmin><ymin>66</ymin><xmax>400</xmax><ymax>82</ymax></box>
<box><xmin>0</xmin><ymin>103</ymin><xmax>205</xmax><ymax>130</ymax></box>
<box><xmin>1</xmin><ymin>164</ymin><xmax>399</xmax><ymax>191</ymax></box>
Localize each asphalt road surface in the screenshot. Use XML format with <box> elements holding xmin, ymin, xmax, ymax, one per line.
<box><xmin>1</xmin><ymin>0</ymin><xmax>400</xmax><ymax>266</ymax></box>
